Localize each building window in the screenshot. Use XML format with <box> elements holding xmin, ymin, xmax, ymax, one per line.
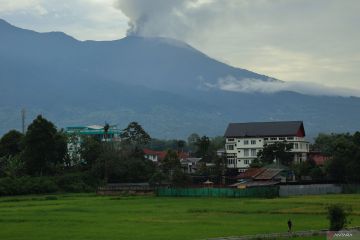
<box><xmin>264</xmin><ymin>138</ymin><xmax>268</xmax><ymax>140</ymax></box>
<box><xmin>270</xmin><ymin>137</ymin><xmax>277</xmax><ymax>140</ymax></box>
<box><xmin>244</xmin><ymin>140</ymin><xmax>249</xmax><ymax>145</ymax></box>
<box><xmin>251</xmin><ymin>140</ymin><xmax>256</xmax><ymax>145</ymax></box>
<box><xmin>287</xmin><ymin>137</ymin><xmax>294</xmax><ymax>140</ymax></box>
<box><xmin>244</xmin><ymin>149</ymin><xmax>249</xmax><ymax>157</ymax></box>
<box><xmin>279</xmin><ymin>137</ymin><xmax>285</xmax><ymax>140</ymax></box>
<box><xmin>294</xmin><ymin>143</ymin><xmax>299</xmax><ymax>149</ymax></box>
<box><xmin>251</xmin><ymin>149</ymin><xmax>257</xmax><ymax>156</ymax></box>
<box><xmin>226</xmin><ymin>144</ymin><xmax>234</xmax><ymax>150</ymax></box>
<box><xmin>228</xmin><ymin>138</ymin><xmax>234</xmax><ymax>142</ymax></box>
<box><xmin>244</xmin><ymin>160</ymin><xmax>249</xmax><ymax>165</ymax></box>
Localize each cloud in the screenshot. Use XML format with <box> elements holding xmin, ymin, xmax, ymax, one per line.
<box><xmin>0</xmin><ymin>0</ymin><xmax>129</xmax><ymax>40</ymax></box>
<box><xmin>207</xmin><ymin>76</ymin><xmax>360</xmax><ymax>97</ymax></box>
<box><xmin>0</xmin><ymin>0</ymin><xmax>47</xmax><ymax>15</ymax></box>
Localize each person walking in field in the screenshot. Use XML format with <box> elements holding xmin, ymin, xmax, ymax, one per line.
<box><xmin>287</xmin><ymin>219</ymin><xmax>292</xmax><ymax>233</ymax></box>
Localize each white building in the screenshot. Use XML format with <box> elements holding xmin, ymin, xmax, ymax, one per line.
<box><xmin>65</xmin><ymin>125</ymin><xmax>121</xmax><ymax>164</ymax></box>
<box><xmin>180</xmin><ymin>158</ymin><xmax>202</xmax><ymax>174</ymax></box>
<box><xmin>224</xmin><ymin>121</ymin><xmax>309</xmax><ymax>172</ymax></box>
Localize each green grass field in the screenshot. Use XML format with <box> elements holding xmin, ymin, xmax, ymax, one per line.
<box><xmin>0</xmin><ymin>194</ymin><xmax>359</xmax><ymax>240</ymax></box>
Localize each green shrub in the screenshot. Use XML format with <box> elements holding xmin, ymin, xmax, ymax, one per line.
<box><xmin>326</xmin><ymin>204</ymin><xmax>352</xmax><ymax>231</ymax></box>
<box><xmin>0</xmin><ymin>176</ymin><xmax>58</xmax><ymax>196</ymax></box>
<box><xmin>0</xmin><ymin>171</ymin><xmax>100</xmax><ymax>196</ymax></box>
<box><xmin>55</xmin><ymin>172</ymin><xmax>97</xmax><ymax>193</ymax></box>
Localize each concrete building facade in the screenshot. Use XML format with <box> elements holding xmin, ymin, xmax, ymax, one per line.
<box><xmin>224</xmin><ymin>121</ymin><xmax>309</xmax><ymax>172</ymax></box>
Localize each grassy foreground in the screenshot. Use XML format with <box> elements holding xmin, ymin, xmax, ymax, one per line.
<box><xmin>0</xmin><ymin>194</ymin><xmax>359</xmax><ymax>240</ymax></box>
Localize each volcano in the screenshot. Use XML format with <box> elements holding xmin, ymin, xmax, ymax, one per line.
<box><xmin>1</xmin><ymin>19</ymin><xmax>359</xmax><ymax>139</ymax></box>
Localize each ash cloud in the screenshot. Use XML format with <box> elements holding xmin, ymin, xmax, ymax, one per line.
<box><xmin>114</xmin><ymin>0</ymin><xmax>216</xmax><ymax>37</ymax></box>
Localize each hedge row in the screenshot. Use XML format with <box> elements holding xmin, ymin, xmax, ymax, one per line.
<box><xmin>0</xmin><ymin>172</ymin><xmax>99</xmax><ymax>196</ymax></box>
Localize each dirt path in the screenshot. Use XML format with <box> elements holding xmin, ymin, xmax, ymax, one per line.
<box><xmin>208</xmin><ymin>227</ymin><xmax>360</xmax><ymax>240</ymax></box>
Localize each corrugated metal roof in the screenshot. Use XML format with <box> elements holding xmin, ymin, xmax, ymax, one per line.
<box><xmin>236</xmin><ymin>168</ymin><xmax>266</xmax><ymax>179</ymax></box>
<box><xmin>254</xmin><ymin>168</ymin><xmax>283</xmax><ymax>180</ymax></box>
<box><xmin>224</xmin><ymin>121</ymin><xmax>304</xmax><ymax>137</ymax></box>
<box><xmin>230</xmin><ymin>180</ymin><xmax>280</xmax><ymax>188</ymax></box>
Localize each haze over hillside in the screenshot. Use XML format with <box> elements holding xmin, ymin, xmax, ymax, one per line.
<box><xmin>1</xmin><ymin>19</ymin><xmax>360</xmax><ymax>139</ymax></box>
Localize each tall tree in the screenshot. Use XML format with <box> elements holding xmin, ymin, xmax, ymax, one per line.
<box><xmin>0</xmin><ymin>130</ymin><xmax>23</xmax><ymax>158</ymax></box>
<box><xmin>256</xmin><ymin>142</ymin><xmax>294</xmax><ymax>166</ymax></box>
<box><xmin>22</xmin><ymin>115</ymin><xmax>67</xmax><ymax>175</ymax></box>
<box><xmin>177</xmin><ymin>140</ymin><xmax>186</xmax><ymax>153</ymax></box>
<box><xmin>195</xmin><ymin>135</ymin><xmax>211</xmax><ymax>160</ymax></box>
<box><xmin>80</xmin><ymin>136</ymin><xmax>103</xmax><ymax>168</ymax></box>
<box><xmin>160</xmin><ymin>149</ymin><xmax>181</xmax><ymax>177</ymax></box>
<box><xmin>120</xmin><ymin>122</ymin><xmax>151</xmax><ymax>146</ymax></box>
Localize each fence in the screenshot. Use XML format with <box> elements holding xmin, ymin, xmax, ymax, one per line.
<box><xmin>279</xmin><ymin>184</ymin><xmax>342</xmax><ymax>197</ymax></box>
<box><xmin>97</xmin><ymin>183</ymin><xmax>154</xmax><ymax>195</ymax></box>
<box><xmin>97</xmin><ymin>183</ymin><xmax>360</xmax><ymax>197</ymax></box>
<box><xmin>156</xmin><ymin>186</ymin><xmax>279</xmax><ymax>198</ymax></box>
<box><xmin>342</xmin><ymin>184</ymin><xmax>360</xmax><ymax>194</ymax></box>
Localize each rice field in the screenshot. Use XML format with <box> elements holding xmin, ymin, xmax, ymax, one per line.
<box><xmin>0</xmin><ymin>194</ymin><xmax>359</xmax><ymax>240</ymax></box>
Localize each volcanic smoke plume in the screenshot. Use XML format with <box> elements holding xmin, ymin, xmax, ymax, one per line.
<box><xmin>115</xmin><ymin>0</ymin><xmax>217</xmax><ymax>38</ymax></box>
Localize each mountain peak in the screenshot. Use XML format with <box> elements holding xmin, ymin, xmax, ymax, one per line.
<box><xmin>122</xmin><ymin>35</ymin><xmax>196</xmax><ymax>52</ymax></box>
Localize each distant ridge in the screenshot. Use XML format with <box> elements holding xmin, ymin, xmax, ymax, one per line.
<box><xmin>0</xmin><ymin>18</ymin><xmax>359</xmax><ymax>139</ymax></box>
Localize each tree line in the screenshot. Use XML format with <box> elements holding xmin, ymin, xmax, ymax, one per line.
<box><xmin>1</xmin><ymin>115</ymin><xmax>359</xmax><ymax>196</ymax></box>
<box><xmin>0</xmin><ymin>115</ymin><xmax>226</xmax><ymax>195</ymax></box>
<box><xmin>251</xmin><ymin>132</ymin><xmax>360</xmax><ymax>183</ymax></box>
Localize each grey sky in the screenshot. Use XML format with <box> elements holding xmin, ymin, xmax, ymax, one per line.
<box><xmin>1</xmin><ymin>0</ymin><xmax>359</xmax><ymax>91</ymax></box>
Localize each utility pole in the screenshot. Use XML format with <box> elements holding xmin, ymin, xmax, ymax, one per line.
<box><xmin>103</xmin><ymin>123</ymin><xmax>110</xmax><ymax>183</ymax></box>
<box><xmin>21</xmin><ymin>108</ymin><xmax>26</xmax><ymax>134</ymax></box>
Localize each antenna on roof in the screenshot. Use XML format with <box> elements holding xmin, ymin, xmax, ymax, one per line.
<box><xmin>21</xmin><ymin>108</ymin><xmax>26</xmax><ymax>134</ymax></box>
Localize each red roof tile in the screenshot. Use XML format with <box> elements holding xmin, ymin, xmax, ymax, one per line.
<box><xmin>143</xmin><ymin>149</ymin><xmax>190</xmax><ymax>161</ymax></box>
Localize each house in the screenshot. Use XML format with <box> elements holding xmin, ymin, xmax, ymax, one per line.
<box><xmin>180</xmin><ymin>158</ymin><xmax>202</xmax><ymax>174</ymax></box>
<box><xmin>143</xmin><ymin>148</ymin><xmax>190</xmax><ymax>164</ymax></box>
<box><xmin>224</xmin><ymin>121</ymin><xmax>309</xmax><ymax>172</ymax></box>
<box><xmin>308</xmin><ymin>151</ymin><xmax>330</xmax><ymax>166</ymax></box>
<box><xmin>143</xmin><ymin>148</ymin><xmax>167</xmax><ymax>162</ymax></box>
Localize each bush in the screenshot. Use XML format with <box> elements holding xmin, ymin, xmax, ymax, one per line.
<box><xmin>55</xmin><ymin>172</ymin><xmax>98</xmax><ymax>193</ymax></box>
<box><xmin>171</xmin><ymin>169</ymin><xmax>191</xmax><ymax>187</ymax></box>
<box><xmin>0</xmin><ymin>172</ymin><xmax>100</xmax><ymax>196</ymax></box>
<box><xmin>327</xmin><ymin>204</ymin><xmax>352</xmax><ymax>231</ymax></box>
<box><xmin>0</xmin><ymin>176</ymin><xmax>58</xmax><ymax>196</ymax></box>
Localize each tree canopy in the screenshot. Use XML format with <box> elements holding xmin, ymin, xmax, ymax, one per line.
<box><xmin>120</xmin><ymin>122</ymin><xmax>151</xmax><ymax>146</ymax></box>
<box><xmin>22</xmin><ymin>115</ymin><xmax>67</xmax><ymax>176</ymax></box>
<box><xmin>0</xmin><ymin>130</ymin><xmax>23</xmax><ymax>158</ymax></box>
<box><xmin>256</xmin><ymin>142</ymin><xmax>294</xmax><ymax>166</ymax></box>
<box><xmin>314</xmin><ymin>132</ymin><xmax>360</xmax><ymax>183</ymax></box>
